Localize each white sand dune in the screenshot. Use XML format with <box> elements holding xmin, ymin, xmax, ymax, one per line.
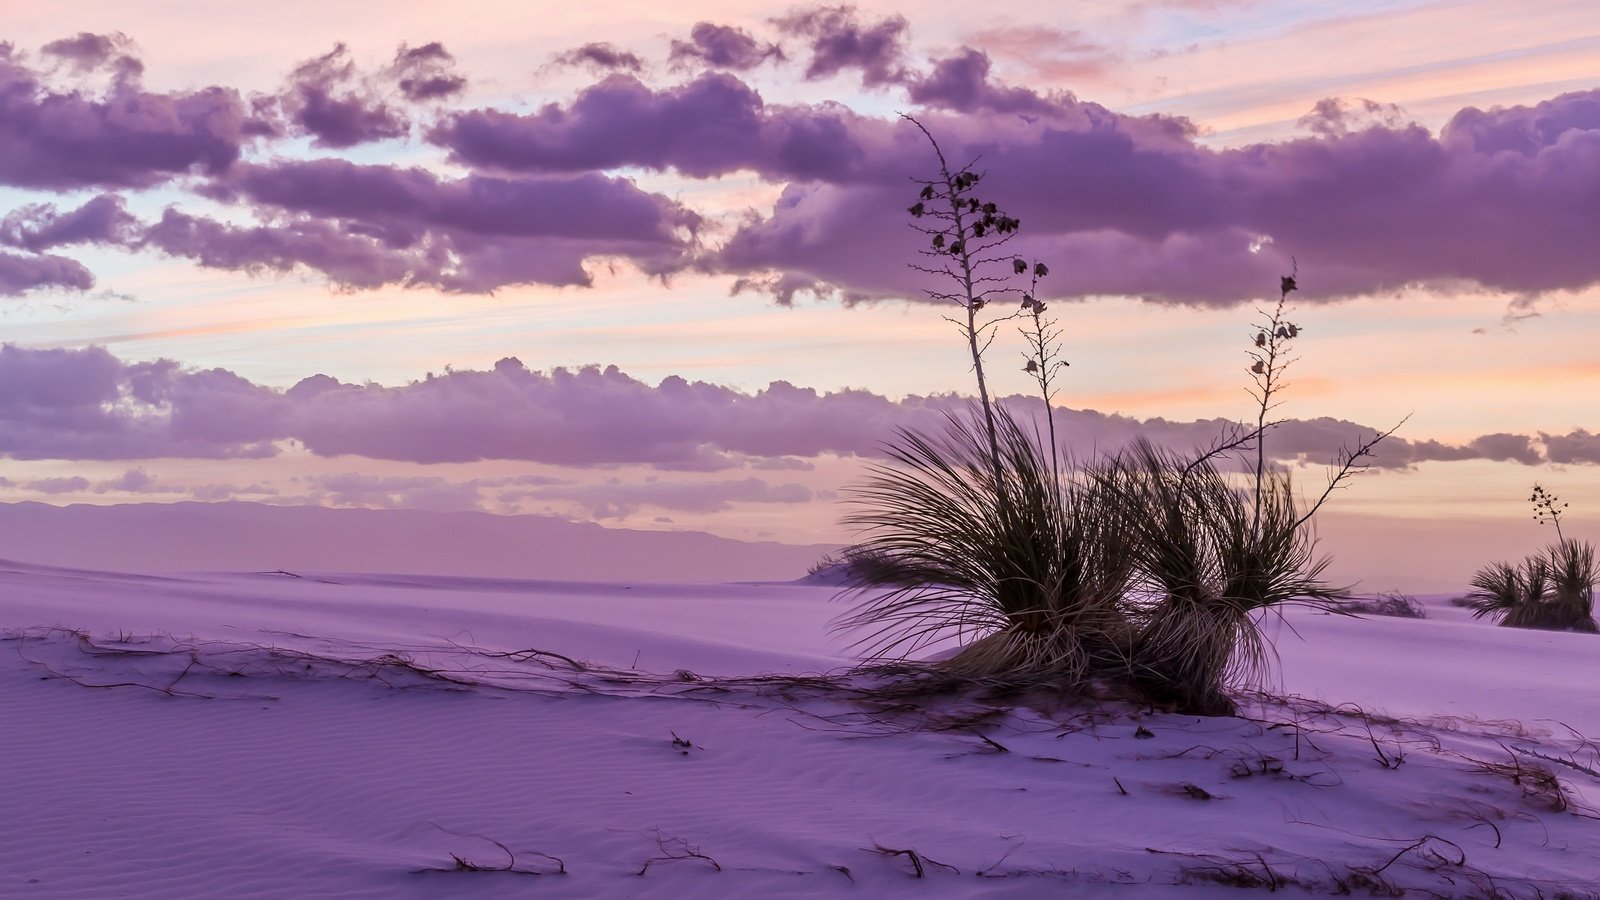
<box><xmin>4</xmin><ymin>559</ymin><xmax>1599</xmax><ymax>898</ymax></box>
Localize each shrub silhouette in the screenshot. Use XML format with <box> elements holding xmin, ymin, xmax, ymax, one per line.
<box><xmin>835</xmin><ymin>407</ymin><xmax>1135</xmax><ymax>684</ymax></box>
<box><xmin>1467</xmin><ymin>487</ymin><xmax>1596</xmax><ymax>633</ymax></box>
<box><xmin>835</xmin><ymin>121</ymin><xmax>1398</xmax><ymax>715</ymax></box>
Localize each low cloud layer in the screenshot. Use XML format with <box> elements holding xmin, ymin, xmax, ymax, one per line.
<box><xmin>1</xmin><ymin>344</ymin><xmax>1592</xmax><ymax>471</ymax></box>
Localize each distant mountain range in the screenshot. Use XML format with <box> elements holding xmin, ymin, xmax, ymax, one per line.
<box><xmin>0</xmin><ymin>501</ymin><xmax>840</xmax><ymax>583</ymax></box>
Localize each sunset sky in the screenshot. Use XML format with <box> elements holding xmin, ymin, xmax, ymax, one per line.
<box><xmin>1</xmin><ymin>0</ymin><xmax>1596</xmax><ymax>573</ymax></box>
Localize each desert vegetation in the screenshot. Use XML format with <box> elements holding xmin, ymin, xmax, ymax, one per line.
<box><xmin>1466</xmin><ymin>486</ymin><xmax>1597</xmax><ymax>632</ymax></box>
<box><xmin>833</xmin><ymin>122</ymin><xmax>1399</xmax><ymax>716</ymax></box>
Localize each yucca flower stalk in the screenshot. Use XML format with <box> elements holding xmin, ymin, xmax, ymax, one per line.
<box><xmin>903</xmin><ymin>116</ymin><xmax>1034</xmax><ymax>498</ymax></box>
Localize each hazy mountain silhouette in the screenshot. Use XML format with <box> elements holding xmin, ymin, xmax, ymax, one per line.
<box><xmin>0</xmin><ymin>501</ymin><xmax>838</xmax><ymax>582</ymax></box>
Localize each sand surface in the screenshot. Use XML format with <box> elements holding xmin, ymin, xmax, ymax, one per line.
<box><xmin>4</xmin><ymin>560</ymin><xmax>1598</xmax><ymax>897</ymax></box>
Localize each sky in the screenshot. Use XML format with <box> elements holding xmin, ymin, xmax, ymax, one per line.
<box><xmin>0</xmin><ymin>0</ymin><xmax>1597</xmax><ymax>575</ymax></box>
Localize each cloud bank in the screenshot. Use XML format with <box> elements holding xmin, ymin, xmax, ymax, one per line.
<box><xmin>1</xmin><ymin>344</ymin><xmax>1591</xmax><ymax>470</ymax></box>
<box><xmin>0</xmin><ymin>21</ymin><xmax>1595</xmax><ymax>305</ymax></box>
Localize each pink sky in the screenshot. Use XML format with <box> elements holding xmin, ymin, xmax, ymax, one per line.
<box><xmin>0</xmin><ymin>1</ymin><xmax>1597</xmax><ymax>583</ymax></box>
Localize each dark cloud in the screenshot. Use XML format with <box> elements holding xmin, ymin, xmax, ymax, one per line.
<box><xmin>669</xmin><ymin>22</ymin><xmax>785</xmax><ymax>70</ymax></box>
<box><xmin>1541</xmin><ymin>428</ymin><xmax>1600</xmax><ymax>465</ymax></box>
<box><xmin>1298</xmin><ymin>97</ymin><xmax>1408</xmax><ymax>138</ymax></box>
<box><xmin>717</xmin><ymin>89</ymin><xmax>1600</xmax><ymax>305</ymax></box>
<box><xmin>1</xmin><ymin>195</ymin><xmax>138</xmax><ymax>252</ymax></box>
<box><xmin>24</xmin><ymin>475</ymin><xmax>89</xmax><ymax>494</ymax></box>
<box><xmin>387</xmin><ymin>42</ymin><xmax>466</xmax><ymax>101</ymax></box>
<box><xmin>94</xmin><ymin>467</ymin><xmax>158</xmax><ymax>493</ymax></box>
<box><xmin>0</xmin><ymin>251</ymin><xmax>94</xmax><ymax>295</ymax></box>
<box><xmin>775</xmin><ymin>5</ymin><xmax>909</xmax><ymax>87</ymax></box>
<box><xmin>905</xmin><ymin>48</ymin><xmax>1060</xmax><ymax>116</ymax></box>
<box><xmin>432</xmin><ymin>73</ymin><xmax>876</xmax><ymax>181</ymax></box>
<box><xmin>279</xmin><ymin>44</ymin><xmax>408</xmax><ymax>148</ymax></box>
<box><xmin>552</xmin><ymin>43</ymin><xmax>645</xmax><ymax>73</ymax></box>
<box><xmin>1</xmin><ymin>345</ymin><xmax>1584</xmax><ymax>472</ymax></box>
<box><xmin>0</xmin><ymin>44</ymin><xmax>247</xmax><ymax>189</ymax></box>
<box><xmin>145</xmin><ymin>159</ymin><xmax>700</xmax><ymax>291</ymax></box>
<box><xmin>0</xmin><ymin>345</ymin><xmax>283</xmax><ymax>459</ymax></box>
<box><xmin>40</xmin><ymin>31</ymin><xmax>144</xmax><ymax>82</ymax></box>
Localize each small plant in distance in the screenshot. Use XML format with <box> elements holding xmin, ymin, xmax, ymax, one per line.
<box><xmin>1468</xmin><ymin>486</ymin><xmax>1597</xmax><ymax>632</ymax></box>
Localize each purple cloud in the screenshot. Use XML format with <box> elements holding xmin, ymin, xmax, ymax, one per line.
<box><xmin>141</xmin><ymin>159</ymin><xmax>701</xmax><ymax>290</ymax></box>
<box><xmin>432</xmin><ymin>73</ymin><xmax>880</xmax><ymax>181</ymax></box>
<box><xmin>0</xmin><ymin>251</ymin><xmax>94</xmax><ymax>295</ymax></box>
<box><xmin>775</xmin><ymin>5</ymin><xmax>909</xmax><ymax>87</ymax></box>
<box><xmin>1541</xmin><ymin>428</ymin><xmax>1600</xmax><ymax>465</ymax></box>
<box><xmin>279</xmin><ymin>44</ymin><xmax>408</xmax><ymax>148</ymax></box>
<box><xmin>1</xmin><ymin>195</ymin><xmax>137</xmax><ymax>252</ymax></box>
<box><xmin>24</xmin><ymin>475</ymin><xmax>89</xmax><ymax>494</ymax></box>
<box><xmin>1298</xmin><ymin>97</ymin><xmax>1408</xmax><ymax>138</ymax></box>
<box><xmin>0</xmin><ymin>44</ymin><xmax>247</xmax><ymax>189</ymax></box>
<box><xmin>94</xmin><ymin>467</ymin><xmax>158</xmax><ymax>493</ymax></box>
<box><xmin>387</xmin><ymin>42</ymin><xmax>466</xmax><ymax>102</ymax></box>
<box><xmin>717</xmin><ymin>89</ymin><xmax>1600</xmax><ymax>304</ymax></box>
<box><xmin>669</xmin><ymin>22</ymin><xmax>785</xmax><ymax>71</ymax></box>
<box><xmin>904</xmin><ymin>48</ymin><xmax>1060</xmax><ymax>116</ymax></box>
<box><xmin>0</xmin><ymin>345</ymin><xmax>283</xmax><ymax>459</ymax></box>
<box><xmin>552</xmin><ymin>43</ymin><xmax>644</xmax><ymax>73</ymax></box>
<box><xmin>40</xmin><ymin>31</ymin><xmax>144</xmax><ymax>82</ymax></box>
<box><xmin>2</xmin><ymin>345</ymin><xmax>1582</xmax><ymax>471</ymax></box>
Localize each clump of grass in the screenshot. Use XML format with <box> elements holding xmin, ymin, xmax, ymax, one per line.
<box><xmin>1107</xmin><ymin>439</ymin><xmax>1345</xmax><ymax>715</ymax></box>
<box><xmin>836</xmin><ymin>406</ymin><xmax>1136</xmax><ymax>685</ymax></box>
<box><xmin>1338</xmin><ymin>591</ymin><xmax>1426</xmax><ymax>619</ymax></box>
<box><xmin>1467</xmin><ymin>487</ymin><xmax>1596</xmax><ymax>632</ymax></box>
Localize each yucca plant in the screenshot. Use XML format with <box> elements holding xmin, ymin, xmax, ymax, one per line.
<box><xmin>1546</xmin><ymin>538</ymin><xmax>1598</xmax><ymax>632</ymax></box>
<box><xmin>1109</xmin><ymin>439</ymin><xmax>1344</xmax><ymax>716</ymax></box>
<box><xmin>1467</xmin><ymin>556</ymin><xmax>1550</xmax><ymax>626</ymax></box>
<box><xmin>1469</xmin><ymin>486</ymin><xmax>1597</xmax><ymax>633</ymax></box>
<box><xmin>834</xmin><ymin>405</ymin><xmax>1136</xmax><ymax>686</ymax></box>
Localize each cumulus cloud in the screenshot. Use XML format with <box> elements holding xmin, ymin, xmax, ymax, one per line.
<box><xmin>94</xmin><ymin>467</ymin><xmax>158</xmax><ymax>493</ymax></box>
<box><xmin>1</xmin><ymin>195</ymin><xmax>138</xmax><ymax>252</ymax></box>
<box><xmin>775</xmin><ymin>5</ymin><xmax>910</xmax><ymax>87</ymax></box>
<box><xmin>387</xmin><ymin>42</ymin><xmax>466</xmax><ymax>101</ymax></box>
<box><xmin>0</xmin><ymin>345</ymin><xmax>283</xmax><ymax>459</ymax></box>
<box><xmin>2</xmin><ymin>26</ymin><xmax>1596</xmax><ymax>307</ymax></box>
<box><xmin>0</xmin><ymin>42</ymin><xmax>248</xmax><ymax>189</ymax></box>
<box><xmin>432</xmin><ymin>73</ymin><xmax>880</xmax><ymax>182</ymax></box>
<box><xmin>552</xmin><ymin>43</ymin><xmax>645</xmax><ymax>73</ymax></box>
<box><xmin>24</xmin><ymin>475</ymin><xmax>89</xmax><ymax>494</ymax></box>
<box><xmin>1542</xmin><ymin>428</ymin><xmax>1600</xmax><ymax>465</ymax></box>
<box><xmin>715</xmin><ymin>90</ymin><xmax>1600</xmax><ymax>305</ymax></box>
<box><xmin>40</xmin><ymin>31</ymin><xmax>144</xmax><ymax>82</ymax></box>
<box><xmin>0</xmin><ymin>345</ymin><xmax>1586</xmax><ymax>472</ymax></box>
<box><xmin>669</xmin><ymin>22</ymin><xmax>785</xmax><ymax>71</ymax></box>
<box><xmin>1297</xmin><ymin>97</ymin><xmax>1409</xmax><ymax>138</ymax></box>
<box><xmin>277</xmin><ymin>44</ymin><xmax>409</xmax><ymax>148</ymax></box>
<box><xmin>0</xmin><ymin>251</ymin><xmax>93</xmax><ymax>296</ymax></box>
<box><xmin>139</xmin><ymin>159</ymin><xmax>702</xmax><ymax>291</ymax></box>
